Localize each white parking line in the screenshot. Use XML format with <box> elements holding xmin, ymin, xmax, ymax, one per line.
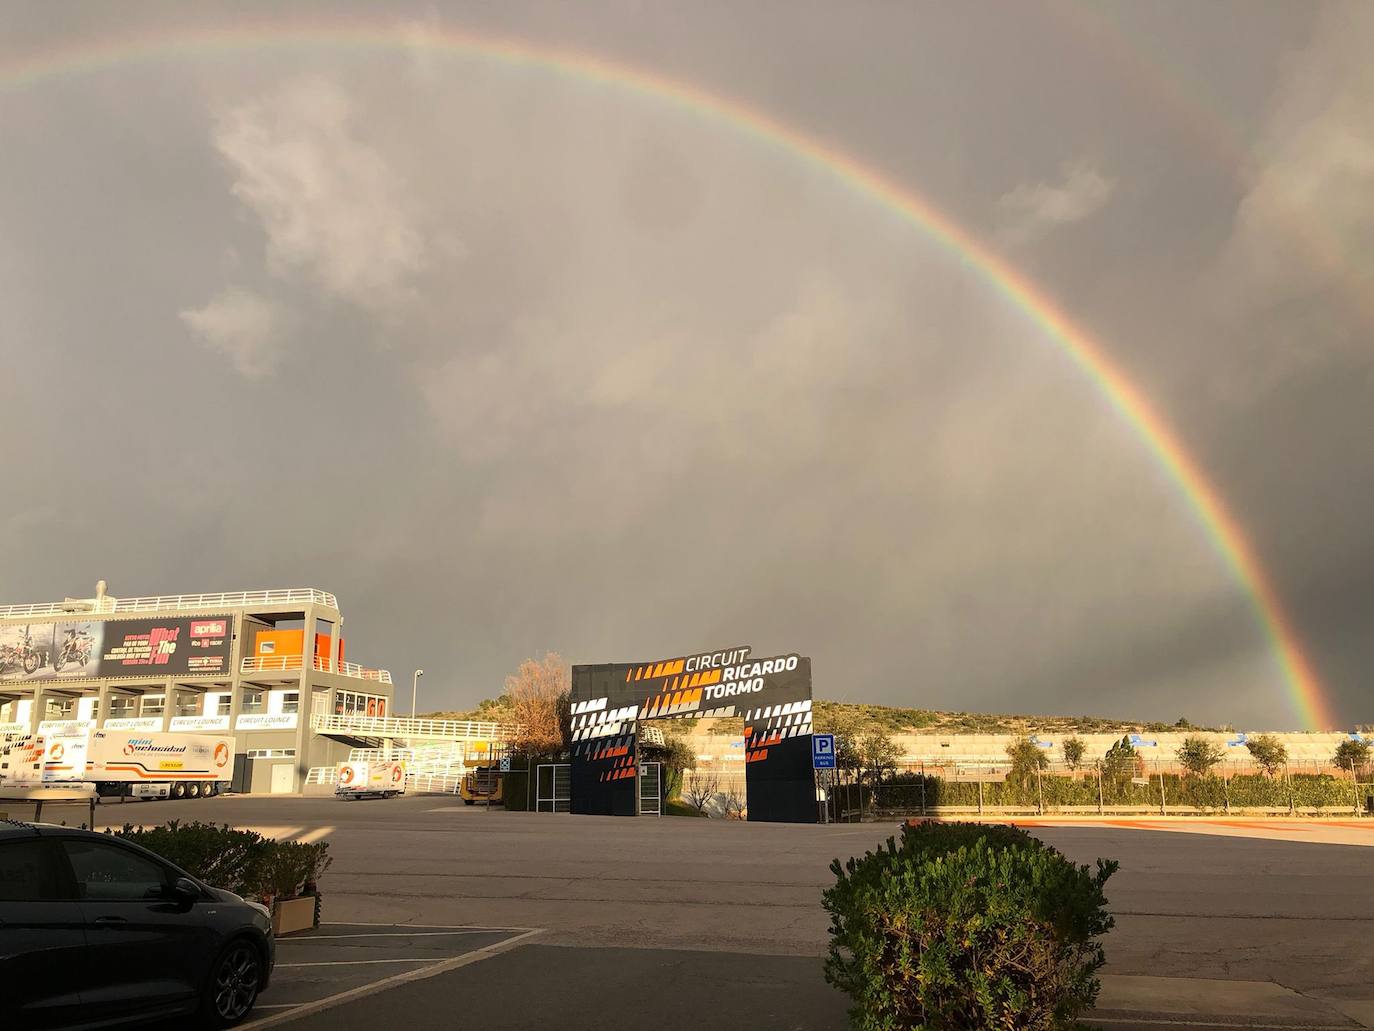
<box><xmin>278</xmin><ymin>930</ymin><xmax>509</xmax><ymax>941</ymax></box>
<box><xmin>245</xmin><ymin>928</ymin><xmax>544</xmax><ymax>1028</ymax></box>
<box><xmin>276</xmin><ymin>959</ymin><xmax>434</xmax><ymax>968</ymax></box>
<box><xmin>1095</xmin><ymin>1021</ymin><xmax>1348</xmax><ymax>1030</ymax></box>
<box><xmin>321</xmin><ymin>929</ymin><xmax>535</xmax><ymax>934</ymax></box>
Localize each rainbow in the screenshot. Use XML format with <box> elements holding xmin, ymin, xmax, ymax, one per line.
<box><xmin>0</xmin><ymin>18</ymin><xmax>1335</xmax><ymax>729</ymax></box>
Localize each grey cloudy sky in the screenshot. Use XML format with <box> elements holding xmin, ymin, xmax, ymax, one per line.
<box><xmin>1</xmin><ymin>1</ymin><xmax>1369</xmax><ymax>729</ymax></box>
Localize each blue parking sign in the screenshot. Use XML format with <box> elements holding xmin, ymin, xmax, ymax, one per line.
<box><xmin>812</xmin><ymin>734</ymin><xmax>836</xmax><ymax>769</ymax></box>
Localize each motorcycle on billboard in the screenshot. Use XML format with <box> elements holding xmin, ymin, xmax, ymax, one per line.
<box><xmin>0</xmin><ymin>626</ymin><xmax>43</xmax><ymax>677</ymax></box>
<box><xmin>53</xmin><ymin>627</ymin><xmax>95</xmax><ymax>673</ymax></box>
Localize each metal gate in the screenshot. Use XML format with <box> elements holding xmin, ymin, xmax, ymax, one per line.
<box><xmin>535</xmin><ymin>763</ymin><xmax>571</xmax><ymax>813</ymax></box>
<box><xmin>638</xmin><ymin>762</ymin><xmax>662</xmax><ymax>817</ymax></box>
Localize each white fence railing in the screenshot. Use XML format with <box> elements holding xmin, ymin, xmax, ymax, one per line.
<box><xmin>305</xmin><ymin>767</ymin><xmax>338</xmax><ymax>785</ymax></box>
<box><xmin>240</xmin><ymin>655</ymin><xmax>393</xmax><ymax>683</ymax></box>
<box><xmin>0</xmin><ymin>588</ymin><xmax>338</xmax><ymax>619</ymax></box>
<box><xmin>310</xmin><ymin>712</ymin><xmax>516</xmax><ymax>742</ymax></box>
<box><xmin>408</xmin><ymin>772</ymin><xmax>464</xmax><ymax>794</ymax></box>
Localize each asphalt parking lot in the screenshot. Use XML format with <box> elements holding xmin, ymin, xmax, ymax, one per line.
<box><xmin>87</xmin><ymin>794</ymin><xmax>1374</xmax><ymax>1029</ymax></box>
<box><xmin>243</xmin><ymin>923</ymin><xmax>539</xmax><ymax>1027</ymax></box>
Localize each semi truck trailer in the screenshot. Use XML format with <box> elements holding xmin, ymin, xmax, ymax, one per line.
<box><xmin>334</xmin><ymin>759</ymin><xmax>407</xmax><ymax>799</ymax></box>
<box><xmin>0</xmin><ymin>729</ymin><xmax>234</xmax><ymax>799</ymax></box>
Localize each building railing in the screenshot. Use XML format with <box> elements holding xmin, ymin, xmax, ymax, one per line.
<box><xmin>0</xmin><ymin>588</ymin><xmax>338</xmax><ymax>619</ymax></box>
<box><xmin>309</xmin><ymin>712</ymin><xmax>516</xmax><ymax>742</ymax></box>
<box><xmin>240</xmin><ymin>655</ymin><xmax>393</xmax><ymax>683</ymax></box>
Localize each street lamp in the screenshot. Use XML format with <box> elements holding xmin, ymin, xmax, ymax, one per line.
<box><xmin>411</xmin><ymin>669</ymin><xmax>424</xmax><ymax>719</ymax></box>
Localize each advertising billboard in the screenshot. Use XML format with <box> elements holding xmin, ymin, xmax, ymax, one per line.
<box><xmin>0</xmin><ymin>615</ymin><xmax>233</xmax><ymax>683</ymax></box>
<box><xmin>98</xmin><ymin>616</ymin><xmax>232</xmax><ymax>677</ymax></box>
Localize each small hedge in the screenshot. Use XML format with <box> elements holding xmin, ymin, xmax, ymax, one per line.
<box><xmin>824</xmin><ymin>821</ymin><xmax>1116</xmax><ymax>1030</ymax></box>
<box><xmin>113</xmin><ymin>820</ymin><xmax>331</xmax><ymax>903</ymax></box>
<box><xmin>873</xmin><ymin>771</ymin><xmax>1362</xmax><ymax>811</ymax></box>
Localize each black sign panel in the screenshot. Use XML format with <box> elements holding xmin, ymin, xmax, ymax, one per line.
<box><xmin>570</xmin><ymin>646</ymin><xmax>815</xmax><ymax>822</ymax></box>
<box><xmin>97</xmin><ymin>615</ymin><xmax>233</xmax><ymax>677</ymax></box>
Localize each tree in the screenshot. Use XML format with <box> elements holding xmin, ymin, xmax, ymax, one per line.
<box><xmin>1333</xmin><ymin>738</ymin><xmax>1371</xmax><ymax>776</ymax></box>
<box><xmin>1245</xmin><ymin>734</ymin><xmax>1288</xmax><ymax>777</ymax></box>
<box><xmin>1006</xmin><ymin>736</ymin><xmax>1050</xmax><ymax>782</ymax></box>
<box><xmin>681</xmin><ymin>772</ymin><xmax>719</xmax><ymax>815</ymax></box>
<box><xmin>642</xmin><ymin>733</ymin><xmax>696</xmax><ymax>799</ymax></box>
<box><xmin>1102</xmin><ymin>735</ymin><xmax>1138</xmax><ymax>783</ymax></box>
<box><xmin>818</xmin><ymin>710</ymin><xmax>863</xmax><ymax>775</ymax></box>
<box><xmin>858</xmin><ymin>731</ymin><xmax>901</xmax><ymax>785</ymax></box>
<box><xmin>505</xmin><ymin>652</ymin><xmax>571</xmax><ymax>757</ymax></box>
<box><xmin>1062</xmin><ymin>736</ymin><xmax>1086</xmax><ymax>771</ymax></box>
<box><xmin>834</xmin><ymin>734</ymin><xmax>862</xmax><ymax>775</ymax></box>
<box><xmin>721</xmin><ymin>791</ymin><xmax>745</xmax><ymax>820</ymax></box>
<box><xmin>1176</xmin><ymin>735</ymin><xmax>1224</xmax><ymax>777</ymax></box>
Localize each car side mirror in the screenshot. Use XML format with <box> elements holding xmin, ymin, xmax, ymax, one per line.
<box><xmin>171</xmin><ymin>877</ymin><xmax>200</xmax><ymax>906</ymax></box>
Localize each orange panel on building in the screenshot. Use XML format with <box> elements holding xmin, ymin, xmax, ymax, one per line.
<box><xmin>254</xmin><ymin>629</ymin><xmax>304</xmax><ymax>656</ymax></box>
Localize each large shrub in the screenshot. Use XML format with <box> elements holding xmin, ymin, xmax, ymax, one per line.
<box><xmin>114</xmin><ymin>821</ymin><xmax>330</xmax><ymax>902</ymax></box>
<box><xmin>823</xmin><ymin>822</ymin><xmax>1117</xmax><ymax>1031</ymax></box>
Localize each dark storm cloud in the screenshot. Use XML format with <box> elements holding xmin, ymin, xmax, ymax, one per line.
<box><xmin>0</xmin><ymin>1</ymin><xmax>1368</xmax><ymax>729</ymax></box>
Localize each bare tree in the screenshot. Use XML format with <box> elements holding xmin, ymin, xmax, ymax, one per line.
<box><xmin>506</xmin><ymin>652</ymin><xmax>571</xmax><ymax>757</ymax></box>
<box><xmin>721</xmin><ymin>791</ymin><xmax>745</xmax><ymax>820</ymax></box>
<box><xmin>682</xmin><ymin>772</ymin><xmax>720</xmax><ymax>815</ymax></box>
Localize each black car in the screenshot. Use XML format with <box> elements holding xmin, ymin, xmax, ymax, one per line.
<box><xmin>0</xmin><ymin>821</ymin><xmax>274</xmax><ymax>1029</ymax></box>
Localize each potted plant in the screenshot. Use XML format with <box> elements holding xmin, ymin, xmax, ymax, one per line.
<box><xmin>256</xmin><ymin>840</ymin><xmax>332</xmax><ymax>936</ymax></box>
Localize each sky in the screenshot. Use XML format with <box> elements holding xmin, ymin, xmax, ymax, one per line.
<box><xmin>0</xmin><ymin>1</ymin><xmax>1369</xmax><ymax>729</ymax></box>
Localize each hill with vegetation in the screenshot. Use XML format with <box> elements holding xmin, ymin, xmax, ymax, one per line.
<box><xmin>426</xmin><ymin>695</ymin><xmax>1219</xmax><ymax>736</ymax></box>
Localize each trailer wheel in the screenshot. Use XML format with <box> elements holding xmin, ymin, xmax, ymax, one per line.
<box><xmin>171</xmin><ymin>782</ymin><xmax>186</xmax><ymax>800</ymax></box>
<box><xmin>206</xmin><ymin>782</ymin><xmax>219</xmax><ymax>797</ymax></box>
<box><xmin>187</xmin><ymin>783</ymin><xmax>202</xmax><ymax>799</ymax></box>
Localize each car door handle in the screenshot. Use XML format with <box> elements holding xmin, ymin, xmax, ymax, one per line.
<box><xmin>92</xmin><ymin>915</ymin><xmax>128</xmax><ymax>925</ymax></box>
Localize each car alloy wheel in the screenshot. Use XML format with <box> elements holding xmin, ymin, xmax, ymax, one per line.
<box><xmin>213</xmin><ymin>942</ymin><xmax>260</xmax><ymax>1022</ymax></box>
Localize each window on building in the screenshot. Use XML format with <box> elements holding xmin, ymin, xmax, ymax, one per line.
<box><xmin>141</xmin><ymin>695</ymin><xmax>165</xmax><ymax>716</ymax></box>
<box><xmin>245</xmin><ymin>748</ymin><xmax>297</xmax><ymax>759</ymax></box>
<box><xmin>108</xmin><ymin>696</ymin><xmax>135</xmax><ymax>718</ymax></box>
<box><xmin>214</xmin><ymin>695</ymin><xmax>232</xmax><ymax>717</ymax></box>
<box><xmin>281</xmin><ymin>692</ymin><xmax>300</xmax><ymax>715</ymax></box>
<box><xmin>241</xmin><ymin>690</ymin><xmax>265</xmax><ymax>714</ymax></box>
<box><xmin>174</xmin><ymin>693</ymin><xmax>200</xmax><ymax>717</ymax></box>
<box><xmin>87</xmin><ymin>699</ymin><xmax>99</xmax><ymax>719</ymax></box>
<box><xmin>44</xmin><ymin>698</ymin><xmax>75</xmax><ymax>720</ymax></box>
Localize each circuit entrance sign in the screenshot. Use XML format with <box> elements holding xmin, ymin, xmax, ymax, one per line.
<box><xmin>569</xmin><ymin>645</ymin><xmax>816</xmax><ymax>823</ymax></box>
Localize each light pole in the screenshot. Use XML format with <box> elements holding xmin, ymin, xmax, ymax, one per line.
<box><xmin>411</xmin><ymin>669</ymin><xmax>424</xmax><ymax>719</ymax></box>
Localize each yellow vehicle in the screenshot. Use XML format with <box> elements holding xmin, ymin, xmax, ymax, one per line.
<box><xmin>459</xmin><ymin>765</ymin><xmax>504</xmax><ymax>806</ymax></box>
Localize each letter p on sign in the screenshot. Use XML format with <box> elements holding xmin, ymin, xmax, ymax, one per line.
<box><xmin>812</xmin><ymin>734</ymin><xmax>836</xmax><ymax>769</ymax></box>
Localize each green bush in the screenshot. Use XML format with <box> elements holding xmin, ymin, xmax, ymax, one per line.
<box><xmin>113</xmin><ymin>821</ymin><xmax>267</xmax><ymax>899</ymax></box>
<box><xmin>824</xmin><ymin>822</ymin><xmax>1116</xmax><ymax>1030</ymax></box>
<box><xmin>871</xmin><ymin>772</ymin><xmax>1361</xmax><ymax>813</ymax></box>
<box><xmin>114</xmin><ymin>821</ymin><xmax>331</xmax><ymax>902</ymax></box>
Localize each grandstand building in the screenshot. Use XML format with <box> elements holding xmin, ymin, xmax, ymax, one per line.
<box><xmin>0</xmin><ymin>582</ymin><xmax>396</xmax><ymax>794</ymax></box>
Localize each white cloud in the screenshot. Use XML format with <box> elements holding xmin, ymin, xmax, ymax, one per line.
<box><xmin>179</xmin><ymin>287</ymin><xmax>282</xmax><ymax>378</ymax></box>
<box><xmin>211</xmin><ymin>77</ymin><xmax>425</xmax><ymax>311</ymax></box>
<box><xmin>995</xmin><ymin>159</ymin><xmax>1115</xmax><ymax>246</ymax></box>
<box><xmin>1206</xmin><ymin>2</ymin><xmax>1374</xmax><ymax>391</ymax></box>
